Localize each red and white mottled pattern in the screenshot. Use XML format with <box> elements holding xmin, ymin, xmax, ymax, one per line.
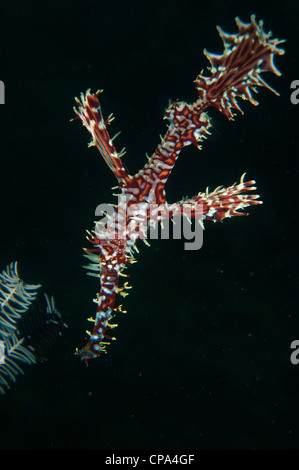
<box><xmin>73</xmin><ymin>15</ymin><xmax>284</xmax><ymax>361</ymax></box>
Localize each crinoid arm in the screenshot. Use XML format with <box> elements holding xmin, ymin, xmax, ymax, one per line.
<box><xmin>0</xmin><ymin>262</ymin><xmax>39</xmax><ymax>394</ymax></box>
<box><xmin>17</xmin><ymin>293</ymin><xmax>68</xmax><ymax>357</ymax></box>
<box><xmin>0</xmin><ymin>262</ymin><xmax>41</xmax><ymax>336</ymax></box>
<box><xmin>0</xmin><ymin>333</ymin><xmax>35</xmax><ymax>395</ymax></box>
<box><xmin>0</xmin><ymin>262</ymin><xmax>67</xmax><ymax>394</ymax></box>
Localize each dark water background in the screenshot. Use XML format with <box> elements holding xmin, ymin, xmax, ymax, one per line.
<box><xmin>0</xmin><ymin>0</ymin><xmax>298</xmax><ymax>450</ymax></box>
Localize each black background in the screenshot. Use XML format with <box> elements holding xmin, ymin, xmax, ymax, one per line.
<box><xmin>0</xmin><ymin>0</ymin><xmax>298</xmax><ymax>450</ymax></box>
